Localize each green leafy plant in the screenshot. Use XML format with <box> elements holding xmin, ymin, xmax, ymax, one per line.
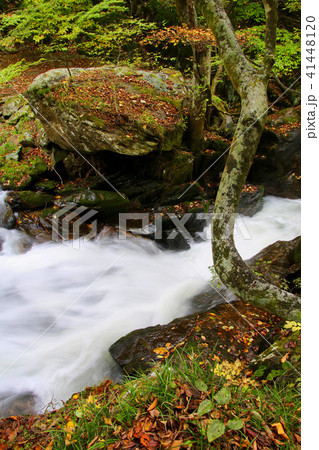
<box><xmin>0</xmin><ymin>59</ymin><xmax>43</xmax><ymax>87</ymax></box>
<box><xmin>0</xmin><ymin>0</ymin><xmax>156</xmax><ymax>61</ymax></box>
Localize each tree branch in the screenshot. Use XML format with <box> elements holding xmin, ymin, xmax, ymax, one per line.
<box><xmin>262</xmin><ymin>0</ymin><xmax>278</xmax><ymax>75</ymax></box>
<box><xmin>195</xmin><ymin>0</ymin><xmax>256</xmax><ymax>94</ymax></box>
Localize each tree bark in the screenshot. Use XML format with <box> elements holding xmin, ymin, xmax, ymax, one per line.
<box><xmin>175</xmin><ymin>0</ymin><xmax>211</xmax><ymax>155</ymax></box>
<box><xmin>195</xmin><ymin>0</ymin><xmax>300</xmax><ymax>320</ymax></box>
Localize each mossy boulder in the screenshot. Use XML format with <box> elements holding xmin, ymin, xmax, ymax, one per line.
<box><xmin>7</xmin><ymin>105</ymin><xmax>35</xmax><ymax>126</ymax></box>
<box><xmin>64</xmin><ymin>190</ymin><xmax>129</xmax><ymax>216</ymax></box>
<box><xmin>34</xmin><ymin>180</ymin><xmax>60</xmax><ymax>192</ymax></box>
<box><xmin>246</xmin><ymin>236</ymin><xmax>301</xmax><ymax>291</ymax></box>
<box><xmin>6</xmin><ymin>191</ymin><xmax>55</xmax><ymax>210</ymax></box>
<box><xmin>252</xmin><ymin>330</ymin><xmax>301</xmax><ymax>383</ymax></box>
<box><xmin>266</xmin><ymin>107</ymin><xmax>300</xmax><ymax>127</ymax></box>
<box><xmin>0</xmin><ymin>142</ymin><xmax>49</xmax><ymax>190</ymax></box>
<box><xmin>26</xmin><ymin>65</ymin><xmax>188</xmax><ymax>156</ymax></box>
<box><xmin>0</xmin><ymin>95</ymin><xmax>27</xmax><ymax>119</ymax></box>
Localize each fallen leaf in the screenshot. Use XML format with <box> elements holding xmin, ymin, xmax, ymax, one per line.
<box><xmin>168</xmin><ymin>440</ymin><xmax>183</xmax><ymax>449</ymax></box>
<box><xmin>281</xmin><ymin>352</ymin><xmax>289</xmax><ymax>363</ymax></box>
<box><xmin>271</xmin><ymin>422</ymin><xmax>289</xmax><ymax>440</ymax></box>
<box><xmin>153</xmin><ymin>347</ymin><xmax>169</xmax><ymax>356</ymax></box>
<box><xmin>148</xmin><ymin>397</ymin><xmax>158</xmax><ymax>411</ymax></box>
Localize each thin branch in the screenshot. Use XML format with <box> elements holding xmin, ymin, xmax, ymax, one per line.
<box><xmin>211</xmin><ymin>62</ymin><xmax>223</xmax><ymax>96</ymax></box>
<box><xmin>262</xmin><ymin>0</ymin><xmax>278</xmax><ymax>75</ymax></box>
<box><xmin>272</xmin><ymin>70</ymin><xmax>301</xmax><ymax>95</ymax></box>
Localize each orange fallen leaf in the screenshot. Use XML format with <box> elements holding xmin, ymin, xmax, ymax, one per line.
<box><xmin>153</xmin><ymin>347</ymin><xmax>169</xmax><ymax>356</ymax></box>
<box><xmin>168</xmin><ymin>440</ymin><xmax>183</xmax><ymax>450</ymax></box>
<box><xmin>272</xmin><ymin>422</ymin><xmax>289</xmax><ymax>440</ymax></box>
<box><xmin>147</xmin><ymin>397</ymin><xmax>158</xmax><ymax>411</ymax></box>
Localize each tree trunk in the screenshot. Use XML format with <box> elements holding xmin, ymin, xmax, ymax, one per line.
<box><xmin>176</xmin><ymin>0</ymin><xmax>211</xmax><ymax>155</ymax></box>
<box><xmin>188</xmin><ymin>44</ymin><xmax>211</xmax><ymax>155</ymax></box>
<box><xmin>195</xmin><ymin>0</ymin><xmax>300</xmax><ymax>320</ymax></box>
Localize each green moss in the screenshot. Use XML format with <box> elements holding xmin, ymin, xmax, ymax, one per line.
<box><xmin>65</xmin><ymin>190</ymin><xmax>129</xmax><ymax>217</ymax></box>
<box><xmin>0</xmin><ymin>146</ymin><xmax>49</xmax><ymax>189</ymax></box>
<box><xmin>8</xmin><ymin>191</ymin><xmax>55</xmax><ymax>209</ymax></box>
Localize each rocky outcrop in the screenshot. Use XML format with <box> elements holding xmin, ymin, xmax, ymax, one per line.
<box><xmin>249</xmin><ymin>117</ymin><xmax>301</xmax><ymax>199</ymax></box>
<box><xmin>252</xmin><ymin>330</ymin><xmax>301</xmax><ymax>383</ymax></box>
<box><xmin>0</xmin><ymin>96</ymin><xmax>50</xmax><ymax>190</ymax></box>
<box><xmin>109</xmin><ymin>301</ymin><xmax>281</xmax><ymax>375</ymax></box>
<box><xmin>62</xmin><ymin>190</ymin><xmax>129</xmax><ymax>217</ymax></box>
<box><xmin>26</xmin><ymin>65</ymin><xmax>188</xmax><ymax>156</ymax></box>
<box><xmin>237</xmin><ymin>185</ymin><xmax>264</xmax><ymax>217</ymax></box>
<box><xmin>246</xmin><ymin>236</ymin><xmax>301</xmax><ymax>292</ymax></box>
<box><xmin>0</xmin><ymin>201</ymin><xmax>16</xmax><ymax>229</ymax></box>
<box><xmin>6</xmin><ymin>191</ymin><xmax>55</xmax><ymax>210</ymax></box>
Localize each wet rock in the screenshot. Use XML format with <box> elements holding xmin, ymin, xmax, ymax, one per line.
<box><xmin>237</xmin><ymin>185</ymin><xmax>264</xmax><ymax>217</ymax></box>
<box><xmin>35</xmin><ymin>179</ymin><xmax>60</xmax><ymax>192</ymax></box>
<box><xmin>0</xmin><ymin>202</ymin><xmax>16</xmax><ymax>229</ymax></box>
<box><xmin>0</xmin><ymin>392</ymin><xmax>36</xmax><ymax>417</ymax></box>
<box><xmin>249</xmin><ymin>128</ymin><xmax>301</xmax><ymax>198</ymax></box>
<box><xmin>15</xmin><ymin>210</ymin><xmax>55</xmax><ymax>242</ymax></box>
<box><xmin>26</xmin><ymin>65</ymin><xmax>188</xmax><ymax>156</ymax></box>
<box><xmin>263</xmin><ymin>173</ymin><xmax>301</xmax><ymax>199</ymax></box>
<box><xmin>246</xmin><ymin>236</ymin><xmax>301</xmax><ymax>291</ymax></box>
<box><xmin>156</xmin><ymin>230</ymin><xmax>190</xmax><ymax>251</ymax></box>
<box><xmin>147</xmin><ymin>149</ymin><xmax>194</xmax><ymax>185</ymax></box>
<box><xmin>251</xmin><ymin>330</ymin><xmax>301</xmax><ymax>383</ymax></box>
<box><xmin>159</xmin><ymin>182</ymin><xmax>202</xmax><ymax>206</ymax></box>
<box><xmin>189</xmin><ymin>285</ymin><xmax>237</xmax><ymax>313</ymax></box>
<box><xmin>64</xmin><ymin>189</ymin><xmax>129</xmax><ymax>217</ymax></box>
<box><xmin>109</xmin><ymin>301</ymin><xmax>281</xmax><ymax>376</ymax></box>
<box><xmin>195</xmin><ymin>139</ymin><xmax>230</xmax><ymax>182</ymax></box>
<box><xmin>6</xmin><ymin>191</ymin><xmax>55</xmax><ymax>210</ymax></box>
<box><xmin>109</xmin><ymin>315</ymin><xmax>198</xmax><ymax>374</ymax></box>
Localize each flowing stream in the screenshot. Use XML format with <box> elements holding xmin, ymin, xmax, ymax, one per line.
<box><xmin>0</xmin><ymin>190</ymin><xmax>301</xmax><ymax>415</ymax></box>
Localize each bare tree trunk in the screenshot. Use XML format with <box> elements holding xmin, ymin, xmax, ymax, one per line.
<box><xmin>176</xmin><ymin>0</ymin><xmax>211</xmax><ymax>155</ymax></box>
<box><xmin>195</xmin><ymin>0</ymin><xmax>300</xmax><ymax>320</ymax></box>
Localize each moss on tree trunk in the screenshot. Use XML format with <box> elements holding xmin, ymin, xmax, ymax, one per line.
<box><xmin>195</xmin><ymin>0</ymin><xmax>300</xmax><ymax>320</ymax></box>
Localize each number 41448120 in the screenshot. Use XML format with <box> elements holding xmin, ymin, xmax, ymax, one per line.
<box><xmin>306</xmin><ymin>16</ymin><xmax>316</xmax><ymax>79</ymax></box>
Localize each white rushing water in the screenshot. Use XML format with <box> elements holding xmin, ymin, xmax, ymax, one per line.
<box><xmin>0</xmin><ymin>192</ymin><xmax>300</xmax><ymax>414</ymax></box>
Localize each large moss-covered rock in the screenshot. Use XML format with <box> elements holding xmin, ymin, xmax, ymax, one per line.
<box><xmin>6</xmin><ymin>191</ymin><xmax>55</xmax><ymax>210</ymax></box>
<box><xmin>266</xmin><ymin>107</ymin><xmax>300</xmax><ymax>127</ymax></box>
<box><xmin>26</xmin><ymin>65</ymin><xmax>188</xmax><ymax>156</ymax></box>
<box><xmin>64</xmin><ymin>190</ymin><xmax>129</xmax><ymax>216</ymax></box>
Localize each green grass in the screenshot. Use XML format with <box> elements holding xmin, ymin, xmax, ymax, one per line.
<box><xmin>30</xmin><ymin>348</ymin><xmax>300</xmax><ymax>449</ymax></box>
